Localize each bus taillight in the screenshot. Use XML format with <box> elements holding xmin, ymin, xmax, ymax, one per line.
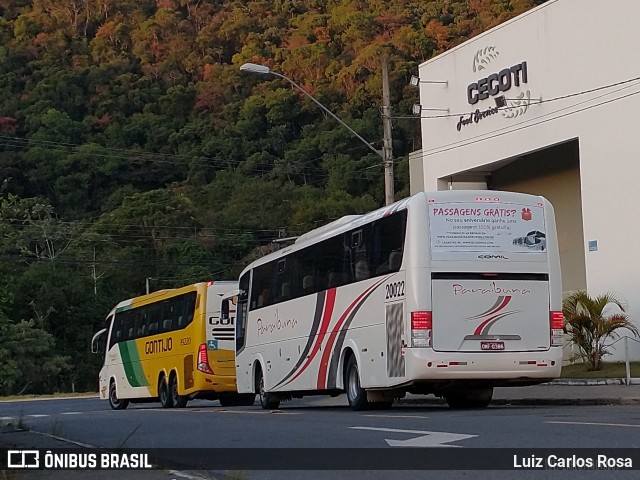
<box><xmin>197</xmin><ymin>343</ymin><xmax>214</xmax><ymax>374</ymax></box>
<box><xmin>550</xmin><ymin>311</ymin><xmax>564</xmax><ymax>347</ymax></box>
<box><xmin>411</xmin><ymin>311</ymin><xmax>432</xmax><ymax>348</ymax></box>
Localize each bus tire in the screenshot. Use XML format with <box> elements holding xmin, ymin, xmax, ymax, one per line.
<box><xmin>159</xmin><ymin>375</ymin><xmax>173</xmax><ymax>408</ymax></box>
<box><xmin>256</xmin><ymin>367</ymin><xmax>280</xmax><ymax>410</ymax></box>
<box><xmin>345</xmin><ymin>356</ymin><xmax>369</xmax><ymax>411</ymax></box>
<box><xmin>445</xmin><ymin>387</ymin><xmax>493</xmax><ymax>409</ymax></box>
<box><xmin>108</xmin><ymin>381</ymin><xmax>129</xmax><ymax>411</ymax></box>
<box><xmin>169</xmin><ymin>372</ymin><xmax>188</xmax><ymax>408</ymax></box>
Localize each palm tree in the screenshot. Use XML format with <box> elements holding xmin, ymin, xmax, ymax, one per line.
<box><xmin>563</xmin><ymin>291</ymin><xmax>639</xmax><ymax>371</ymax></box>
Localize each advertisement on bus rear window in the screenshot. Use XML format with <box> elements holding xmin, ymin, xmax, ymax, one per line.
<box><xmin>429</xmin><ymin>202</ymin><xmax>546</xmax><ymax>254</ymax></box>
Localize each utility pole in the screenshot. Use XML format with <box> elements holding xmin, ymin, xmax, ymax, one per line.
<box><xmin>381</xmin><ymin>56</ymin><xmax>394</xmax><ymax>206</ymax></box>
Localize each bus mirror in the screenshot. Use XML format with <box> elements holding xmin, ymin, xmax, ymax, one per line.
<box><xmin>221</xmin><ymin>300</ymin><xmax>229</xmax><ymax>320</ymax></box>
<box><xmin>91</xmin><ymin>328</ymin><xmax>107</xmax><ymax>354</ymax></box>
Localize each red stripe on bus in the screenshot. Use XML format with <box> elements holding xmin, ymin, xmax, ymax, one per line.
<box><xmin>317</xmin><ymin>279</ymin><xmax>385</xmax><ymax>389</ymax></box>
<box><xmin>281</xmin><ymin>288</ymin><xmax>337</xmax><ymax>388</ymax></box>
<box><xmin>467</xmin><ymin>296</ymin><xmax>507</xmax><ymax>320</ymax></box>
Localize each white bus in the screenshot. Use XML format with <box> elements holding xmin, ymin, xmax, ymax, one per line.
<box><xmin>233</xmin><ymin>191</ymin><xmax>563</xmax><ymax>410</ymax></box>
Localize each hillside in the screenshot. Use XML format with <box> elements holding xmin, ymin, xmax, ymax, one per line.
<box><xmin>0</xmin><ymin>0</ymin><xmax>546</xmax><ymax>394</ymax></box>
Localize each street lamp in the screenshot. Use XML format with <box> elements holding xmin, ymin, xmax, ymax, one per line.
<box><xmin>240</xmin><ymin>63</ymin><xmax>384</xmax><ymax>161</ymax></box>
<box><xmin>409</xmin><ymin>75</ymin><xmax>448</xmax><ymax>87</ymax></box>
<box><xmin>412</xmin><ymin>104</ymin><xmax>450</xmax><ymax>114</ymax></box>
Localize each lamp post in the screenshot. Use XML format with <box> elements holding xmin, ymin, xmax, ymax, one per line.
<box><xmin>239</xmin><ymin>62</ymin><xmax>395</xmax><ymax>204</ymax></box>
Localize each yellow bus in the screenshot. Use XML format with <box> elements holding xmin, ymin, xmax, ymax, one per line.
<box><xmin>91</xmin><ymin>281</ymin><xmax>255</xmax><ymax>410</ymax></box>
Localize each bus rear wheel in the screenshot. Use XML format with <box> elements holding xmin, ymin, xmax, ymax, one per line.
<box><xmin>256</xmin><ymin>368</ymin><xmax>280</xmax><ymax>410</ymax></box>
<box><xmin>345</xmin><ymin>356</ymin><xmax>369</xmax><ymax>411</ymax></box>
<box><xmin>108</xmin><ymin>381</ymin><xmax>129</xmax><ymax>411</ymax></box>
<box><xmin>169</xmin><ymin>373</ymin><xmax>188</xmax><ymax>408</ymax></box>
<box><xmin>159</xmin><ymin>375</ymin><xmax>173</xmax><ymax>408</ymax></box>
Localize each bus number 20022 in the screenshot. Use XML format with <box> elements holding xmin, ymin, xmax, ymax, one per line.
<box><xmin>385</xmin><ymin>281</ymin><xmax>405</xmax><ymax>300</ymax></box>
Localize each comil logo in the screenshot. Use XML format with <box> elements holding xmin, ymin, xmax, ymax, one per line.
<box><xmin>478</xmin><ymin>254</ymin><xmax>509</xmax><ymax>260</ymax></box>
<box><xmin>7</xmin><ymin>450</ymin><xmax>40</xmax><ymax>469</ymax></box>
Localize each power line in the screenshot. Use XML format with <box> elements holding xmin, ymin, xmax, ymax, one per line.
<box><xmin>423</xmin><ymin>86</ymin><xmax>640</xmax><ymax>156</ymax></box>
<box><xmin>395</xmin><ymin>74</ymin><xmax>640</xmax><ymax>120</ymax></box>
<box><xmin>0</xmin><ymin>254</ymin><xmax>246</xmax><ymax>268</ymax></box>
<box><xmin>0</xmin><ymin>134</ymin><xmax>381</xmax><ymax>172</ymax></box>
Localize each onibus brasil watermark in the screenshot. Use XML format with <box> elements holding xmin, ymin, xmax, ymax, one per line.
<box><xmin>6</xmin><ymin>450</ymin><xmax>152</xmax><ymax>470</ymax></box>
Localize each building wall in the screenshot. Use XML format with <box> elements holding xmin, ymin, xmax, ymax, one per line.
<box><xmin>493</xmin><ymin>161</ymin><xmax>586</xmax><ymax>294</ymax></box>
<box><xmin>408</xmin><ymin>150</ymin><xmax>424</xmax><ymax>194</ymax></box>
<box><xmin>416</xmin><ymin>0</ymin><xmax>640</xmax><ymax>360</ymax></box>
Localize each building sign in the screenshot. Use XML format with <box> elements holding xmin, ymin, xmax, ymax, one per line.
<box><xmin>456</xmin><ymin>46</ymin><xmax>535</xmax><ymax>132</ymax></box>
<box><xmin>467</xmin><ymin>61</ymin><xmax>528</xmax><ymax>105</ymax></box>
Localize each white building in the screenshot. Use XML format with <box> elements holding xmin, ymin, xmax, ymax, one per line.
<box><xmin>410</xmin><ymin>0</ymin><xmax>640</xmax><ymax>361</ymax></box>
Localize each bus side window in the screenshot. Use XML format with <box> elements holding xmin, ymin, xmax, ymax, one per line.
<box><xmin>173</xmin><ymin>295</ymin><xmax>186</xmax><ymax>329</ymax></box>
<box><xmin>182</xmin><ymin>291</ymin><xmax>196</xmax><ymax>326</ymax></box>
<box><xmin>139</xmin><ymin>311</ymin><xmax>149</xmax><ymax>337</ymax></box>
<box><xmin>148</xmin><ymin>321</ymin><xmax>158</xmax><ymax>335</ymax></box>
<box><xmin>351</xmin><ymin>227</ymin><xmax>371</xmax><ymax>282</ymax></box>
<box><xmin>161</xmin><ymin>300</ymin><xmax>173</xmax><ymax>332</ymax></box>
<box><xmin>109</xmin><ymin>315</ymin><xmax>122</xmax><ymax>349</ymax></box>
<box><xmin>372</xmin><ymin>210</ymin><xmax>408</xmax><ymax>276</ymax></box>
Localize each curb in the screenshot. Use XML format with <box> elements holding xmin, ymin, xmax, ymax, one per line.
<box><xmin>546</xmin><ymin>378</ymin><xmax>638</xmax><ymax>386</ymax></box>
<box><xmin>398</xmin><ymin>397</ymin><xmax>640</xmax><ymax>407</ymax></box>
<box><xmin>0</xmin><ymin>417</ymin><xmax>20</xmax><ymax>429</ymax></box>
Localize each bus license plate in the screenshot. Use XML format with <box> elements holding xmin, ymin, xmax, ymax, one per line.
<box><xmin>481</xmin><ymin>341</ymin><xmax>505</xmax><ymax>351</ymax></box>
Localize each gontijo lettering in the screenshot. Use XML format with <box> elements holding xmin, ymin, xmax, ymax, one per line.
<box><xmin>144</xmin><ymin>338</ymin><xmax>172</xmax><ymax>354</ymax></box>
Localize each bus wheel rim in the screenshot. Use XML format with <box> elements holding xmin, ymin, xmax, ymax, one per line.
<box><xmin>348</xmin><ymin>366</ymin><xmax>359</xmax><ymax>401</ymax></box>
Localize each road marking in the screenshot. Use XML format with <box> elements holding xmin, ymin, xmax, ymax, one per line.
<box><xmin>61</xmin><ymin>412</ymin><xmax>83</xmax><ymax>415</ymax></box>
<box><xmin>28</xmin><ymin>414</ymin><xmax>49</xmax><ymax>418</ymax></box>
<box><xmin>213</xmin><ymin>409</ymin><xmax>299</xmax><ymax>415</ymax></box>
<box><xmin>546</xmin><ymin>421</ymin><xmax>640</xmax><ymax>428</ymax></box>
<box><xmin>364</xmin><ymin>414</ymin><xmax>429</xmax><ymax>419</ymax></box>
<box><xmin>181</xmin><ymin>409</ymin><xmax>300</xmax><ymax>415</ymax></box>
<box><xmin>350</xmin><ymin>426</ymin><xmax>477</xmax><ymax>447</ymax></box>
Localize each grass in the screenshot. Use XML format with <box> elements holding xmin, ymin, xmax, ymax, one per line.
<box><xmin>0</xmin><ymin>392</ymin><xmax>97</xmax><ymax>402</ymax></box>
<box><xmin>561</xmin><ymin>362</ymin><xmax>640</xmax><ymax>378</ymax></box>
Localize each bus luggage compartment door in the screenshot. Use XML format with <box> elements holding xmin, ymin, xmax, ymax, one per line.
<box><xmin>431</xmin><ymin>278</ymin><xmax>550</xmax><ymax>352</ymax></box>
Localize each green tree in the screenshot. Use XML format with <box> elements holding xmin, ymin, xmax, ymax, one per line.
<box><xmin>0</xmin><ymin>315</ymin><xmax>71</xmax><ymax>396</ymax></box>
<box><xmin>563</xmin><ymin>291</ymin><xmax>639</xmax><ymax>371</ymax></box>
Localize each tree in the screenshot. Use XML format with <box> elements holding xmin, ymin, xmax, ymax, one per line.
<box><xmin>0</xmin><ymin>284</ymin><xmax>71</xmax><ymax>396</ymax></box>
<box><xmin>563</xmin><ymin>291</ymin><xmax>639</xmax><ymax>371</ymax></box>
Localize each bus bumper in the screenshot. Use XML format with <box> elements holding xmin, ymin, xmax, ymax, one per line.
<box><xmin>403</xmin><ymin>347</ymin><xmax>563</xmax><ymax>381</ymax></box>
<box><xmin>193</xmin><ymin>374</ymin><xmax>237</xmax><ymax>394</ymax></box>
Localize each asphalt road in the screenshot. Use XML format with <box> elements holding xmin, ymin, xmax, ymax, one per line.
<box><xmin>2</xmin><ymin>396</ymin><xmax>640</xmax><ymax>479</ymax></box>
